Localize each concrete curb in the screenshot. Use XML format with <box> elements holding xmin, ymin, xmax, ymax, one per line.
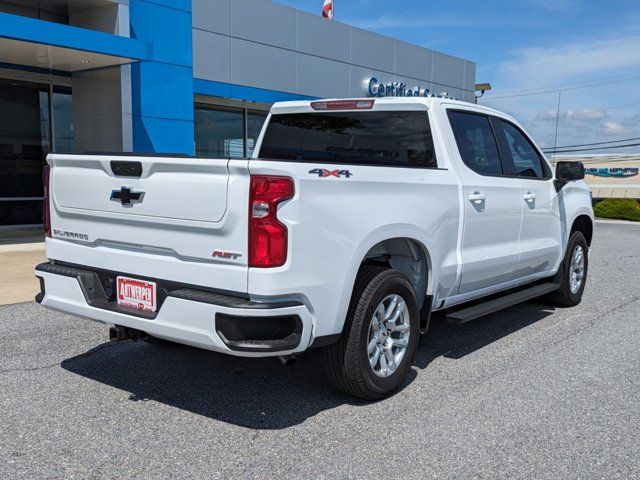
<box><xmin>595</xmin><ymin>219</ymin><xmax>640</xmax><ymax>225</ymax></box>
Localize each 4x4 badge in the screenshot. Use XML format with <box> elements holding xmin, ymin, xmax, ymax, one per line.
<box><xmin>309</xmin><ymin>168</ymin><xmax>353</xmax><ymax>178</ymax></box>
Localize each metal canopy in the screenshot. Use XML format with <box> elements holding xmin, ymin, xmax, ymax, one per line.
<box><xmin>0</xmin><ymin>38</ymin><xmax>135</xmax><ymax>72</ymax></box>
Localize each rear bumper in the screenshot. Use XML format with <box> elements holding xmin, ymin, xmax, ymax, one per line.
<box><xmin>35</xmin><ymin>262</ymin><xmax>314</xmax><ymax>357</ymax></box>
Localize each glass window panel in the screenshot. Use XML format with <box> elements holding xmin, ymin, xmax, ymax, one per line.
<box><xmin>0</xmin><ymin>4</ymin><xmax>68</xmax><ymax>24</ymax></box>
<box><xmin>194</xmin><ymin>106</ymin><xmax>244</xmax><ymax>158</ymax></box>
<box><xmin>39</xmin><ymin>91</ymin><xmax>51</xmax><ymax>155</ymax></box>
<box><xmin>448</xmin><ymin>111</ymin><xmax>502</xmax><ymax>176</ymax></box>
<box><xmin>498</xmin><ymin>120</ymin><xmax>546</xmax><ymax>179</ymax></box>
<box><xmin>53</xmin><ymin>88</ymin><xmax>74</xmax><ymax>153</ymax></box>
<box><xmin>247</xmin><ymin>110</ymin><xmax>268</xmax><ymax>157</ymax></box>
<box><xmin>0</xmin><ymin>200</ymin><xmax>44</xmax><ymax>226</ymax></box>
<box><xmin>0</xmin><ymin>81</ymin><xmax>75</xmax><ymax>227</ymax></box>
<box><xmin>259</xmin><ymin>111</ymin><xmax>437</xmax><ymax>168</ymax></box>
<box><xmin>0</xmin><ymin>79</ymin><xmax>50</xmax><ymax>226</ymax></box>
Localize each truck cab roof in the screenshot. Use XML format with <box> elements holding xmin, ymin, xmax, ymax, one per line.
<box><xmin>269</xmin><ymin>96</ymin><xmax>518</xmax><ymax>124</ymax></box>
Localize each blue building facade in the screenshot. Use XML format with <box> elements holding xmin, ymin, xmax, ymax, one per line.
<box><xmin>130</xmin><ymin>0</ymin><xmax>195</xmax><ymax>154</ymax></box>
<box><xmin>0</xmin><ymin>0</ymin><xmax>475</xmax><ymax>226</ymax></box>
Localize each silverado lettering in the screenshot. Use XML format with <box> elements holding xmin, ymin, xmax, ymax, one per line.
<box><xmin>52</xmin><ymin>229</ymin><xmax>89</xmax><ymax>241</ymax></box>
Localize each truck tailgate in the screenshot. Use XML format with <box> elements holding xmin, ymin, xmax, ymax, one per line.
<box><xmin>55</xmin><ymin>156</ymin><xmax>229</xmax><ymax>222</ymax></box>
<box><xmin>47</xmin><ymin>154</ymin><xmax>250</xmax><ymax>293</ymax></box>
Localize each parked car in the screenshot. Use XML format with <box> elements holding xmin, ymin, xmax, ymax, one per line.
<box><xmin>36</xmin><ymin>97</ymin><xmax>593</xmax><ymax>399</ymax></box>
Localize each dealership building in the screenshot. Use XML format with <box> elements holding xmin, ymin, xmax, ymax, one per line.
<box><xmin>0</xmin><ymin>0</ymin><xmax>476</xmax><ymax>228</ymax></box>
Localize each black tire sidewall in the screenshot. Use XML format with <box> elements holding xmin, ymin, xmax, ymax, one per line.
<box><xmin>561</xmin><ymin>231</ymin><xmax>589</xmax><ymax>305</ymax></box>
<box><xmin>351</xmin><ymin>272</ymin><xmax>420</xmax><ymax>397</ymax></box>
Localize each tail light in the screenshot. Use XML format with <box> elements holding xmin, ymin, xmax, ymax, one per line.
<box><xmin>43</xmin><ymin>164</ymin><xmax>51</xmax><ymax>237</ymax></box>
<box><xmin>249</xmin><ymin>175</ymin><xmax>294</xmax><ymax>268</ymax></box>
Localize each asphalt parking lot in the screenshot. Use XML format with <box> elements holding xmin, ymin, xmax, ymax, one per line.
<box><xmin>1</xmin><ymin>221</ymin><xmax>639</xmax><ymax>479</ymax></box>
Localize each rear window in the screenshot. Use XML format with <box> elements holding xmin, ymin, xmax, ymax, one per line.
<box><xmin>258</xmin><ymin>111</ymin><xmax>437</xmax><ymax>168</ymax></box>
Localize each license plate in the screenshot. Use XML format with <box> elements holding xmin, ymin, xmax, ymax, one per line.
<box><xmin>116</xmin><ymin>276</ymin><xmax>157</xmax><ymax>312</ymax></box>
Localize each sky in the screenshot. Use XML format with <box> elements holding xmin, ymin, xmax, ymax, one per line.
<box><xmin>278</xmin><ymin>0</ymin><xmax>640</xmax><ymax>154</ymax></box>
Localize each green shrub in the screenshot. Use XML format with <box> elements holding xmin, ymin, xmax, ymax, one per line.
<box><xmin>593</xmin><ymin>198</ymin><xmax>640</xmax><ymax>222</ymax></box>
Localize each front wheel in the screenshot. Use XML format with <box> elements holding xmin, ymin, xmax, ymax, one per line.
<box><xmin>549</xmin><ymin>231</ymin><xmax>589</xmax><ymax>307</ymax></box>
<box><xmin>319</xmin><ymin>266</ymin><xmax>420</xmax><ymax>400</ymax></box>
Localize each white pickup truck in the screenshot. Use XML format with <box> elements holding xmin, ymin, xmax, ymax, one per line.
<box><xmin>36</xmin><ymin>97</ymin><xmax>593</xmax><ymax>399</ymax></box>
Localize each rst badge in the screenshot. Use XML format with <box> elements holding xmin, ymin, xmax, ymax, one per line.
<box><xmin>212</xmin><ymin>250</ymin><xmax>243</xmax><ymax>260</ymax></box>
<box><xmin>309</xmin><ymin>168</ymin><xmax>353</xmax><ymax>178</ymax></box>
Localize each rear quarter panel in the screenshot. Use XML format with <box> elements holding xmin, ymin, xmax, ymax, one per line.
<box><xmin>247</xmin><ymin>160</ymin><xmax>460</xmax><ymax>338</ymax></box>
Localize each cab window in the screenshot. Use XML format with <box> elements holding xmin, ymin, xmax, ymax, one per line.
<box><xmin>495</xmin><ymin>120</ymin><xmax>549</xmax><ymax>179</ymax></box>
<box><xmin>448</xmin><ymin>111</ymin><xmax>502</xmax><ymax>176</ymax></box>
<box><xmin>259</xmin><ymin>111</ymin><xmax>438</xmax><ymax>168</ymax></box>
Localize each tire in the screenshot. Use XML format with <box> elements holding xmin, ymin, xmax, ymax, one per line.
<box><xmin>319</xmin><ymin>265</ymin><xmax>420</xmax><ymax>400</ymax></box>
<box><xmin>549</xmin><ymin>231</ymin><xmax>589</xmax><ymax>307</ymax></box>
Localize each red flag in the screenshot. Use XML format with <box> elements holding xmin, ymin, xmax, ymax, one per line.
<box><xmin>322</xmin><ymin>0</ymin><xmax>334</xmax><ymax>19</ymax></box>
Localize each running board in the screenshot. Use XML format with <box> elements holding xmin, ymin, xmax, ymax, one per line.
<box><xmin>445</xmin><ymin>283</ymin><xmax>560</xmax><ymax>325</ymax></box>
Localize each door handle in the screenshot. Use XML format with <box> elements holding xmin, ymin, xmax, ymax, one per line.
<box><xmin>468</xmin><ymin>192</ymin><xmax>486</xmax><ymax>204</ymax></box>
<box><xmin>523</xmin><ymin>192</ymin><xmax>536</xmax><ymax>202</ymax></box>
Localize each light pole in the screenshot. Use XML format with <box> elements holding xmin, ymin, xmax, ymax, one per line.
<box><xmin>474</xmin><ymin>83</ymin><xmax>492</xmax><ymax>103</ymax></box>
<box><xmin>552</xmin><ymin>91</ymin><xmax>562</xmax><ymax>159</ymax></box>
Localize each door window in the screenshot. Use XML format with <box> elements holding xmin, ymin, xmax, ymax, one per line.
<box><xmin>496</xmin><ymin>120</ymin><xmax>548</xmax><ymax>179</ymax></box>
<box><xmin>448</xmin><ymin>111</ymin><xmax>502</xmax><ymax>176</ymax></box>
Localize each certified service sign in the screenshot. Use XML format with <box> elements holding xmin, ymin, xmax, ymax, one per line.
<box><xmin>366</xmin><ymin>77</ymin><xmax>431</xmax><ymax>98</ymax></box>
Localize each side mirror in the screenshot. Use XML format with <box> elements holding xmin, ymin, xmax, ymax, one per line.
<box><xmin>556</xmin><ymin>161</ymin><xmax>585</xmax><ymax>182</ymax></box>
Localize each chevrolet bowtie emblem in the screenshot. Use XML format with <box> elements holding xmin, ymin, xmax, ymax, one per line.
<box><xmin>111</xmin><ymin>186</ymin><xmax>144</xmax><ymax>206</ymax></box>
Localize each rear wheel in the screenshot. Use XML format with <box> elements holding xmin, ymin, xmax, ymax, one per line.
<box><xmin>319</xmin><ymin>266</ymin><xmax>420</xmax><ymax>400</ymax></box>
<box><xmin>549</xmin><ymin>231</ymin><xmax>589</xmax><ymax>307</ymax></box>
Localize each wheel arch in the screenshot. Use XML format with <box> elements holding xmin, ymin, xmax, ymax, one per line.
<box><xmin>330</xmin><ymin>226</ymin><xmax>436</xmax><ymax>339</ymax></box>
<box><xmin>570</xmin><ymin>214</ymin><xmax>594</xmax><ymax>246</ymax></box>
<box><xmin>359</xmin><ymin>236</ymin><xmax>432</xmax><ymax>306</ymax></box>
